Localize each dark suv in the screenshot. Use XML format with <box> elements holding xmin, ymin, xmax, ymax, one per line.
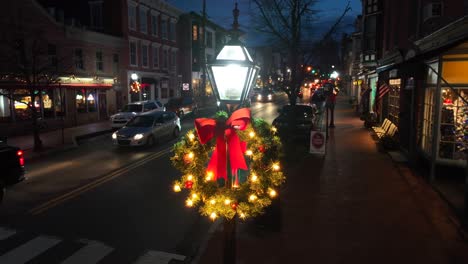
<box><xmin>165</xmin><ymin>97</ymin><xmax>198</xmax><ymax>118</ymax></box>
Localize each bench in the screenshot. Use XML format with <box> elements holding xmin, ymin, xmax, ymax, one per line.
<box><xmin>372</xmin><ymin>118</ymin><xmax>398</xmax><ymax>139</ymax></box>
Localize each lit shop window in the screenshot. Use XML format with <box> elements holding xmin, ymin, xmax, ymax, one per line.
<box><xmin>76</xmin><ymin>90</ymin><xmax>86</xmax><ymax>113</ymax></box>
<box><xmin>87</xmin><ymin>90</ymin><xmax>97</xmax><ymax>112</ymax></box>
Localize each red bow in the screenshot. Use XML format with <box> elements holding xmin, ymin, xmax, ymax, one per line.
<box><xmin>195</xmin><ymin>108</ymin><xmax>250</xmax><ymax>181</ymax></box>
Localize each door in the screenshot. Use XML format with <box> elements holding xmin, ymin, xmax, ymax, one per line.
<box><xmin>99</xmin><ymin>93</ymin><xmax>107</xmax><ymax>120</ymax></box>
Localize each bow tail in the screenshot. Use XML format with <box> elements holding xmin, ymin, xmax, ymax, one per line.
<box><xmin>207</xmin><ymin>136</ymin><xmax>227</xmax><ymax>181</ymax></box>
<box><xmin>228</xmin><ymin>133</ymin><xmax>248</xmax><ymax>177</ymax></box>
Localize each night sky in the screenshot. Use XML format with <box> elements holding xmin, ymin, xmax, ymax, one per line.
<box><xmin>167</xmin><ymin>0</ymin><xmax>362</xmax><ymax>46</ymax></box>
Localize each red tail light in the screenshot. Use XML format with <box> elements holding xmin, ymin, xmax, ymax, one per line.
<box><xmin>17</xmin><ymin>150</ymin><xmax>24</xmax><ymax>166</ymax></box>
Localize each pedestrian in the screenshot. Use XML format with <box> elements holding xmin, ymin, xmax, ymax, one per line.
<box><xmin>326</xmin><ymin>87</ymin><xmax>338</xmax><ymax>128</ymax></box>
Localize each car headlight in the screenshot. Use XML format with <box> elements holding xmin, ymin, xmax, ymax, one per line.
<box><xmin>257</xmin><ymin>94</ymin><xmax>262</xmax><ymax>100</ymax></box>
<box><xmin>112</xmin><ymin>132</ymin><xmax>117</xmax><ymax>139</ymax></box>
<box><xmin>268</xmin><ymin>94</ymin><xmax>272</xmax><ymax>100</ymax></box>
<box><xmin>133</xmin><ymin>134</ymin><xmax>144</xmax><ymax>140</ymax></box>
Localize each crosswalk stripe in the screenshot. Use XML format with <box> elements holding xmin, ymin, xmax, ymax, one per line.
<box><xmin>0</xmin><ymin>227</ymin><xmax>16</xmax><ymax>240</ymax></box>
<box><xmin>0</xmin><ymin>236</ymin><xmax>61</xmax><ymax>264</ymax></box>
<box><xmin>60</xmin><ymin>240</ymin><xmax>113</xmax><ymax>264</ymax></box>
<box><xmin>133</xmin><ymin>250</ymin><xmax>186</xmax><ymax>264</ymax></box>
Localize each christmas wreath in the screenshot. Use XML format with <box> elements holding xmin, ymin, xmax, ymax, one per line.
<box><xmin>171</xmin><ymin>108</ymin><xmax>285</xmax><ymax>220</ymax></box>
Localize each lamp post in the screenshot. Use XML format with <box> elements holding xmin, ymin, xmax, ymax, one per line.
<box><xmin>205</xmin><ymin>3</ymin><xmax>259</xmax><ymax>263</ymax></box>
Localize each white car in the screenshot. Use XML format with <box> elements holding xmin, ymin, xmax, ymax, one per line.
<box><xmin>110</xmin><ymin>100</ymin><xmax>165</xmax><ymax>128</ymax></box>
<box><xmin>112</xmin><ymin>111</ymin><xmax>181</xmax><ymax>147</ymax></box>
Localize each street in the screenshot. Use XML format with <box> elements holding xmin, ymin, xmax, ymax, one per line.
<box><xmin>0</xmin><ymin>94</ymin><xmax>289</xmax><ymax>263</ymax></box>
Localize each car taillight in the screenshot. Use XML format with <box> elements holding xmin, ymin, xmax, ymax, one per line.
<box><xmin>17</xmin><ymin>150</ymin><xmax>24</xmax><ymax>166</ymax></box>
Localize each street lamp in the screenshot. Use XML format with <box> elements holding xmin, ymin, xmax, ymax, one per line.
<box><xmin>207</xmin><ymin>42</ymin><xmax>259</xmax><ymax>110</ymax></box>
<box><xmin>131</xmin><ymin>73</ymin><xmax>138</xmax><ymax>81</ymax></box>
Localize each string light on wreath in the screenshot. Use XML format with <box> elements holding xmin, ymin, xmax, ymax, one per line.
<box><xmin>130</xmin><ymin>81</ymin><xmax>141</xmax><ymax>93</ymax></box>
<box><xmin>171</xmin><ymin>112</ymin><xmax>286</xmax><ymax>220</ymax></box>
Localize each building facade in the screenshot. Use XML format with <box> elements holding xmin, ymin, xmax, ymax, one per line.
<box><xmin>0</xmin><ymin>0</ymin><xmax>124</xmax><ymax>135</ymax></box>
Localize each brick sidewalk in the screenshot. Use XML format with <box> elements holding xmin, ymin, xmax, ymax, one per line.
<box><xmin>195</xmin><ymin>96</ymin><xmax>468</xmax><ymax>264</ymax></box>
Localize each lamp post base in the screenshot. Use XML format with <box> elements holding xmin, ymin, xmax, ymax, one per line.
<box><xmin>223</xmin><ymin>217</ymin><xmax>237</xmax><ymax>264</ymax></box>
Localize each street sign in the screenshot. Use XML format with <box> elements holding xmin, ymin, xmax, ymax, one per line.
<box><xmin>310</xmin><ymin>131</ymin><xmax>326</xmax><ymax>154</ymax></box>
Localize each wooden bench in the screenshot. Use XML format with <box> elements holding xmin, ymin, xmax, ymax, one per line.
<box><xmin>372</xmin><ymin>118</ymin><xmax>398</xmax><ymax>139</ymax></box>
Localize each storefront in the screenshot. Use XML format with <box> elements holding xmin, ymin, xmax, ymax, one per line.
<box><xmin>0</xmin><ymin>76</ymin><xmax>116</xmax><ymax>133</ymax></box>
<box><xmin>419</xmin><ymin>41</ymin><xmax>468</xmax><ymax>167</ymax></box>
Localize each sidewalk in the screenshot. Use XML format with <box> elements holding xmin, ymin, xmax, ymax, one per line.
<box><xmin>196</xmin><ymin>95</ymin><xmax>468</xmax><ymax>264</ymax></box>
<box><xmin>7</xmin><ymin>121</ymin><xmax>113</xmax><ymax>161</ymax></box>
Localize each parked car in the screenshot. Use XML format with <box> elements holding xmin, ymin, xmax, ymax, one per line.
<box><xmin>272</xmin><ymin>104</ymin><xmax>315</xmax><ymax>138</ymax></box>
<box><xmin>165</xmin><ymin>97</ymin><xmax>198</xmax><ymax>118</ymax></box>
<box><xmin>110</xmin><ymin>100</ymin><xmax>165</xmax><ymax>129</ymax></box>
<box><xmin>112</xmin><ymin>111</ymin><xmax>181</xmax><ymax>147</ymax></box>
<box><xmin>0</xmin><ymin>137</ymin><xmax>26</xmax><ymax>203</ymax></box>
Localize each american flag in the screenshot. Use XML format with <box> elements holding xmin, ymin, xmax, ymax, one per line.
<box><xmin>377</xmin><ymin>83</ymin><xmax>390</xmax><ymax>101</ymax></box>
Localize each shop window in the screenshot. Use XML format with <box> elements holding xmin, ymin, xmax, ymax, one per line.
<box><xmin>55</xmin><ymin>88</ymin><xmax>65</xmax><ymax>117</ymax></box>
<box><xmin>42</xmin><ymin>89</ymin><xmax>54</xmax><ymax>118</ymax></box>
<box><xmin>87</xmin><ymin>90</ymin><xmax>97</xmax><ymax>112</ymax></box>
<box><xmin>438</xmin><ymin>88</ymin><xmax>468</xmax><ymax>160</ymax></box>
<box><xmin>421</xmin><ymin>87</ymin><xmax>435</xmax><ymax>156</ymax></box>
<box><xmin>0</xmin><ymin>92</ymin><xmax>11</xmax><ymax>122</ymax></box>
<box><xmin>388</xmin><ymin>84</ymin><xmax>400</xmax><ymax>125</ymax></box>
<box><xmin>76</xmin><ymin>90</ymin><xmax>86</xmax><ymax>113</ymax></box>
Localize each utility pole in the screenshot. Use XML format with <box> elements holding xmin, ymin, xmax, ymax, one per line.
<box><xmin>201</xmin><ymin>0</ymin><xmax>207</xmax><ymax>96</ymax></box>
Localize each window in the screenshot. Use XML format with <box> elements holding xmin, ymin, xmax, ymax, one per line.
<box><xmin>423</xmin><ymin>2</ymin><xmax>442</xmax><ymax>21</ymax></box>
<box><xmin>87</xmin><ymin>89</ymin><xmax>97</xmax><ymax>112</ymax></box>
<box><xmin>128</xmin><ymin>3</ymin><xmax>136</xmax><ymax>30</ymax></box>
<box><xmin>42</xmin><ymin>88</ymin><xmax>54</xmax><ymax>118</ymax></box>
<box><xmin>139</xmin><ymin>7</ymin><xmax>147</xmax><ymax>33</ymax></box>
<box><xmin>151</xmin><ymin>13</ymin><xmax>158</xmax><ymax>36</ymax></box>
<box><xmin>366</xmin><ymin>0</ymin><xmax>379</xmax><ymax>14</ymax></box>
<box><xmin>153</xmin><ymin>46</ymin><xmax>159</xmax><ymax>68</ymax></box>
<box><xmin>170</xmin><ymin>51</ymin><xmax>176</xmax><ymax>72</ymax></box>
<box><xmin>192</xmin><ymin>24</ymin><xmax>198</xmax><ymax>41</ymax></box>
<box><xmin>74</xmin><ymin>48</ymin><xmax>84</xmax><ymax>70</ymax></box>
<box><xmin>112</xmin><ymin>54</ymin><xmax>119</xmax><ymax>75</ymax></box>
<box><xmin>76</xmin><ymin>89</ymin><xmax>86</xmax><ymax>113</ymax></box>
<box><xmin>161</xmin><ymin>18</ymin><xmax>168</xmax><ymax>39</ymax></box>
<box><xmin>129</xmin><ymin>41</ymin><xmax>137</xmax><ymax>66</ymax></box>
<box><xmin>169</xmin><ymin>21</ymin><xmax>176</xmax><ymax>41</ymax></box>
<box><xmin>163</xmin><ymin>49</ymin><xmax>168</xmax><ymax>69</ymax></box>
<box><xmin>96</xmin><ymin>51</ymin><xmax>103</xmax><ymax>71</ymax></box>
<box><xmin>206</xmin><ymin>31</ymin><xmax>213</xmax><ymax>48</ymax></box>
<box><xmin>48</xmin><ymin>44</ymin><xmax>57</xmax><ymax>68</ymax></box>
<box><xmin>89</xmin><ymin>1</ymin><xmax>103</xmax><ymax>30</ymax></box>
<box><xmin>141</xmin><ymin>44</ymin><xmax>148</xmax><ymax>67</ymax></box>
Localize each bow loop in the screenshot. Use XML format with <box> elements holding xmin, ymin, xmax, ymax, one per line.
<box><xmin>194</xmin><ymin>108</ymin><xmax>251</xmax><ymax>182</ymax></box>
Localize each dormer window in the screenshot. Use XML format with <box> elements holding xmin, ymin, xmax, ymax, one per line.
<box><xmin>423</xmin><ymin>2</ymin><xmax>442</xmax><ymax>21</ymax></box>
<box><xmin>89</xmin><ymin>1</ymin><xmax>103</xmax><ymax>30</ymax></box>
<box><xmin>366</xmin><ymin>0</ymin><xmax>379</xmax><ymax>14</ymax></box>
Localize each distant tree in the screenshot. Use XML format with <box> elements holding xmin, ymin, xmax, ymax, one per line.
<box><xmin>0</xmin><ymin>2</ymin><xmax>69</xmax><ymax>151</ymax></box>
<box><xmin>248</xmin><ymin>0</ymin><xmax>351</xmax><ymax>105</ymax></box>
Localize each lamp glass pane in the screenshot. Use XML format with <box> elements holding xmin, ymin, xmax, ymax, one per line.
<box><xmin>212</xmin><ymin>65</ymin><xmax>248</xmax><ymax>101</ymax></box>
<box><xmin>243</xmin><ymin>47</ymin><xmax>253</xmax><ymax>62</ymax></box>
<box><xmin>216</xmin><ymin>45</ymin><xmax>246</xmax><ymax>61</ymax></box>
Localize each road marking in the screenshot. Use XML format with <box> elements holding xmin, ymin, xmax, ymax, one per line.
<box><xmin>61</xmin><ymin>240</ymin><xmax>113</xmax><ymax>264</ymax></box>
<box><xmin>0</xmin><ymin>227</ymin><xmax>16</xmax><ymax>240</ymax></box>
<box><xmin>133</xmin><ymin>250</ymin><xmax>185</xmax><ymax>264</ymax></box>
<box><xmin>0</xmin><ymin>236</ymin><xmax>60</xmax><ymax>264</ymax></box>
<box><xmin>29</xmin><ymin>147</ymin><xmax>172</xmax><ymax>215</ymax></box>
